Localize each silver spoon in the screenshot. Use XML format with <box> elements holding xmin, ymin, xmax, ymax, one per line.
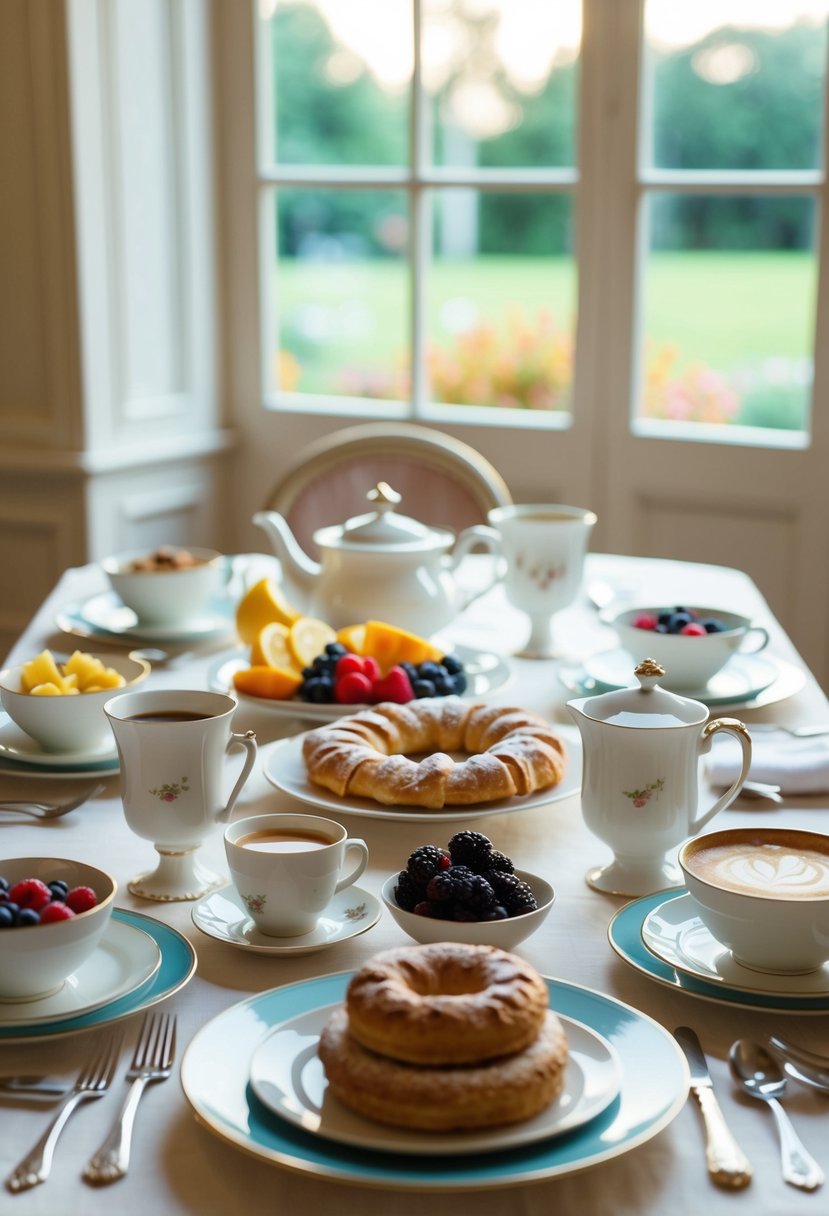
<box><xmin>729</xmin><ymin>1039</ymin><xmax>824</xmax><ymax>1191</ymax></box>
<box><xmin>767</xmin><ymin>1036</ymin><xmax>829</xmax><ymax>1094</ymax></box>
<box><xmin>0</xmin><ymin>783</ymin><xmax>106</xmax><ymax>820</ymax></box>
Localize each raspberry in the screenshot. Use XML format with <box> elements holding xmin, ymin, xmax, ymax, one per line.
<box><xmin>481</xmin><ymin>850</ymin><xmax>515</xmax><ymax>875</ymax></box>
<box><xmin>488</xmin><ymin>872</ymin><xmax>538</xmax><ymax>916</ymax></box>
<box><xmin>335</xmin><ymin>671</ymin><xmax>373</xmax><ymax>704</ymax></box>
<box><xmin>8</xmin><ymin>879</ymin><xmax>52</xmax><ymax>912</ymax></box>
<box><xmin>393</xmin><ymin>869</ymin><xmax>420</xmax><ymax>911</ymax></box>
<box><xmin>447</xmin><ymin>831</ymin><xmax>493</xmax><ymax>870</ymax></box>
<box><xmin>39</xmin><ymin>902</ymin><xmax>76</xmax><ymax>924</ymax></box>
<box><xmin>406</xmin><ymin>845</ymin><xmax>450</xmax><ymax>887</ymax></box>
<box><xmin>633</xmin><ymin>612</ymin><xmax>658</xmax><ymax>630</ymax></box>
<box><xmin>65</xmin><ymin>886</ymin><xmax>98</xmax><ymax>914</ymax></box>
<box><xmin>680</xmin><ymin>622</ymin><xmax>707</xmax><ymax>636</ymax></box>
<box><xmin>371</xmin><ymin>665</ymin><xmax>414</xmax><ymax>704</ymax></box>
<box><xmin>335</xmin><ymin>654</ymin><xmax>366</xmax><ymax>679</ymax></box>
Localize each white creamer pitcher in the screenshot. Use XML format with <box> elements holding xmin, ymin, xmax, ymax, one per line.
<box><xmin>567</xmin><ymin>658</ymin><xmax>752</xmax><ymax>896</ymax></box>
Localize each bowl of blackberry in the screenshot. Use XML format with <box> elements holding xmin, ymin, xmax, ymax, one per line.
<box><xmin>381</xmin><ymin>831</ymin><xmax>554</xmax><ymax>950</ymax></box>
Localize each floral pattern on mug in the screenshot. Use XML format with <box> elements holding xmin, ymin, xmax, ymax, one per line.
<box><xmin>149</xmin><ymin>777</ymin><xmax>190</xmax><ymax>802</ymax></box>
<box><xmin>515</xmin><ymin>553</ymin><xmax>567</xmax><ymax>590</ymax></box>
<box><xmin>623</xmin><ymin>777</ymin><xmax>665</xmax><ymax>808</ymax></box>
<box><xmin>242</xmin><ymin>893</ymin><xmax>267</xmax><ymax>915</ymax></box>
<box><xmin>344</xmin><ymin>902</ymin><xmax>367</xmax><ymax>921</ymax></box>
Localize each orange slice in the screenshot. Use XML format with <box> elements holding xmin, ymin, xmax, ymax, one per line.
<box><xmin>361</xmin><ymin>620</ymin><xmax>443</xmax><ymax>673</ymax></box>
<box><xmin>288</xmin><ymin>617</ymin><xmax>337</xmax><ymax>669</ymax></box>
<box><xmin>233</xmin><ymin>665</ymin><xmax>303</xmax><ymax>700</ymax></box>
<box><xmin>336</xmin><ymin>623</ymin><xmax>366</xmax><ymax>655</ymax></box>
<box><xmin>250</xmin><ymin>621</ymin><xmax>298</xmax><ymax>670</ymax></box>
<box><xmin>235</xmin><ymin>578</ymin><xmax>300</xmax><ymax>645</ymax></box>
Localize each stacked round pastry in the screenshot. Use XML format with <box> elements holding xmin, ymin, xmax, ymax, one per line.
<box><xmin>318</xmin><ymin>942</ymin><xmax>569</xmax><ymax>1131</ymax></box>
<box><xmin>302</xmin><ymin>697</ymin><xmax>567</xmax><ymax>808</ymax></box>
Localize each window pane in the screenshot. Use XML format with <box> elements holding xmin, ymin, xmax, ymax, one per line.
<box><xmin>428</xmin><ymin>190</ymin><xmax>575</xmax><ymax>412</ymax></box>
<box><xmin>638</xmin><ymin>193</ymin><xmax>817</xmax><ymax>431</ymax></box>
<box><xmin>266</xmin><ymin>0</ymin><xmax>412</xmax><ymax>166</ymax></box>
<box><xmin>645</xmin><ymin>1</ymin><xmax>829</xmax><ymax>170</ymax></box>
<box><xmin>423</xmin><ymin>0</ymin><xmax>580</xmax><ymax>169</ymax></box>
<box><xmin>270</xmin><ymin>188</ymin><xmax>409</xmax><ymax>398</ymax></box>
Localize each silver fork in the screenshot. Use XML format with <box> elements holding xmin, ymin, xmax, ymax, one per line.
<box><xmin>0</xmin><ymin>783</ymin><xmax>106</xmax><ymax>820</ymax></box>
<box><xmin>83</xmin><ymin>1011</ymin><xmax>176</xmax><ymax>1185</ymax></box>
<box><xmin>5</xmin><ymin>1033</ymin><xmax>122</xmax><ymax>1193</ymax></box>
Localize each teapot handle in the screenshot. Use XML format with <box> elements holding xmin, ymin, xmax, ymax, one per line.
<box><xmin>690</xmin><ymin>718</ymin><xmax>752</xmax><ymax>835</ymax></box>
<box><xmin>449</xmin><ymin>525</ymin><xmax>501</xmax><ymax>610</ymax></box>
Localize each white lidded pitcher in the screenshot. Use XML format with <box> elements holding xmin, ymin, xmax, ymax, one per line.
<box><xmin>567</xmin><ymin>658</ymin><xmax>752</xmax><ymax>896</ymax></box>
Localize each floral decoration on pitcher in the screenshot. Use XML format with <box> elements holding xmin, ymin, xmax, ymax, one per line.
<box><xmin>515</xmin><ymin>553</ymin><xmax>566</xmax><ymax>591</ymax></box>
<box><xmin>623</xmin><ymin>778</ymin><xmax>665</xmax><ymax>808</ymax></box>
<box><xmin>149</xmin><ymin>778</ymin><xmax>190</xmax><ymax>802</ymax></box>
<box><xmin>242</xmin><ymin>893</ymin><xmax>266</xmax><ymax>915</ymax></box>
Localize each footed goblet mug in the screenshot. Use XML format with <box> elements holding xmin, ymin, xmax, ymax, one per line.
<box><xmin>104</xmin><ymin>689</ymin><xmax>257</xmax><ymax>901</ymax></box>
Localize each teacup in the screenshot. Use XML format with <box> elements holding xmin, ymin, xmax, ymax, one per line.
<box><xmin>224</xmin><ymin>812</ymin><xmax>368</xmax><ymax>937</ymax></box>
<box><xmin>105</xmin><ymin>689</ymin><xmax>257</xmax><ymax>901</ymax></box>
<box><xmin>609</xmin><ymin>605</ymin><xmax>769</xmax><ymax>690</ymax></box>
<box><xmin>679</xmin><ymin>826</ymin><xmax>829</xmax><ymax>973</ymax></box>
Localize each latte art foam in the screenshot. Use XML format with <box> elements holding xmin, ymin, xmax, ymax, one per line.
<box><xmin>690</xmin><ymin>843</ymin><xmax>829</xmax><ymax>900</ymax></box>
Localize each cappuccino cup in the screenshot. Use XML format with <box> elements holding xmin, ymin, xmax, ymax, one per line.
<box><xmin>679</xmin><ymin>827</ymin><xmax>829</xmax><ymax>973</ymax></box>
<box><xmin>224</xmin><ymin>812</ymin><xmax>368</xmax><ymax>937</ymax></box>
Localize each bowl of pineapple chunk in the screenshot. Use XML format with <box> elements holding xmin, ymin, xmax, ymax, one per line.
<box><xmin>0</xmin><ymin>649</ymin><xmax>150</xmax><ymax>753</ymax></box>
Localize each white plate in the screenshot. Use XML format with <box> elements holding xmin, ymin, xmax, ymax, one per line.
<box><xmin>207</xmin><ymin>644</ymin><xmax>514</xmax><ymax>722</ymax></box>
<box><xmin>261</xmin><ymin>724</ymin><xmax>581</xmax><ymax>823</ymax></box>
<box><xmin>583</xmin><ymin>648</ymin><xmax>779</xmax><ymax>702</ymax></box>
<box><xmin>57</xmin><ymin>592</ymin><xmax>235</xmax><ymax>644</ymax></box>
<box><xmin>642</xmin><ymin>893</ymin><xmax>829</xmax><ymax>998</ymax></box>
<box><xmin>249</xmin><ymin>1004</ymin><xmax>621</xmax><ymax>1157</ymax></box>
<box><xmin>191</xmin><ymin>885</ymin><xmax>381</xmax><ymax>956</ymax></box>
<box><xmin>0</xmin><ymin>919</ymin><xmax>161</xmax><ymax>1028</ymax></box>
<box><xmin>0</xmin><ymin>715</ymin><xmax>118</xmax><ymax>769</ymax></box>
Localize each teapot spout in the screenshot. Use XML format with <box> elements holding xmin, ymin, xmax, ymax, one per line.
<box><xmin>252</xmin><ymin>511</ymin><xmax>320</xmax><ymax>611</ymax></box>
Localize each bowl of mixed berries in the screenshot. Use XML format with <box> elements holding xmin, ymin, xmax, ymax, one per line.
<box><xmin>607</xmin><ymin>604</ymin><xmax>770</xmax><ymax>691</ymax></box>
<box><xmin>0</xmin><ymin>858</ymin><xmax>116</xmax><ymax>1000</ymax></box>
<box><xmin>381</xmin><ymin>831</ymin><xmax>554</xmax><ymax>950</ymax></box>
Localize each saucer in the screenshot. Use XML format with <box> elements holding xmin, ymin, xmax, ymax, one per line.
<box><xmin>0</xmin><ymin>919</ymin><xmax>160</xmax><ymax>1028</ymax></box>
<box><xmin>642</xmin><ymin>893</ymin><xmax>829</xmax><ymax>998</ymax></box>
<box><xmin>249</xmin><ymin>1004</ymin><xmax>621</xmax><ymax>1157</ymax></box>
<box><xmin>0</xmin><ymin>715</ymin><xmax>118</xmax><ymax>769</ymax></box>
<box><xmin>57</xmin><ymin>592</ymin><xmax>234</xmax><ymax>644</ymax></box>
<box><xmin>583</xmin><ymin>649</ymin><xmax>778</xmax><ymax>703</ymax></box>
<box><xmin>191</xmin><ymin>885</ymin><xmax>381</xmax><ymax>955</ymax></box>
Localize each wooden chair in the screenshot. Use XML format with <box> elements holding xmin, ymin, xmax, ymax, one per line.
<box><xmin>262</xmin><ymin>422</ymin><xmax>512</xmax><ymax>557</ymax></box>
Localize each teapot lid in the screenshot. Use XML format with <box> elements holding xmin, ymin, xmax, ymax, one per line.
<box><xmin>317</xmin><ymin>483</ymin><xmax>452</xmax><ymax>550</ymax></box>
<box><xmin>576</xmin><ymin>658</ymin><xmax>706</xmax><ymax>727</ymax></box>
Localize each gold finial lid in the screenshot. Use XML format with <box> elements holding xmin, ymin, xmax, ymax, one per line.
<box><xmin>634</xmin><ymin>658</ymin><xmax>666</xmax><ymax>679</ymax></box>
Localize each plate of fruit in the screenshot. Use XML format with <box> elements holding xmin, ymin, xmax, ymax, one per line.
<box><xmin>208</xmin><ymin>579</ymin><xmax>513</xmax><ymax>721</ymax></box>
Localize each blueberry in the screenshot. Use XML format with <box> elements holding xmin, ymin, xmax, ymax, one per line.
<box><xmin>0</xmin><ymin>877</ymin><xmax>8</xmax><ymax>892</ymax></box>
<box><xmin>48</xmin><ymin>881</ymin><xmax>68</xmax><ymax>900</ymax></box>
<box><xmin>668</xmin><ymin>612</ymin><xmax>693</xmax><ymax>634</ymax></box>
<box><xmin>400</xmin><ymin>662</ymin><xmax>418</xmax><ymax>679</ymax></box>
<box><xmin>418</xmin><ymin>661</ymin><xmax>442</xmax><ymax>679</ymax></box>
<box><xmin>324</xmin><ymin>642</ymin><xmax>348</xmax><ymax>658</ymax></box>
<box><xmin>308</xmin><ymin>679</ymin><xmax>334</xmax><ymax>703</ymax></box>
<box><xmin>0</xmin><ymin>906</ymin><xmax>13</xmax><ymax>928</ymax></box>
<box><xmin>441</xmin><ymin>654</ymin><xmax>464</xmax><ymax>674</ymax></box>
<box><xmin>4</xmin><ymin>902</ymin><xmax>19</xmax><ymax>921</ymax></box>
<box><xmin>17</xmin><ymin>908</ymin><xmax>40</xmax><ymax>927</ymax></box>
<box><xmin>657</xmin><ymin>611</ymin><xmax>673</xmax><ymax>625</ymax></box>
<box><xmin>433</xmin><ymin>675</ymin><xmax>456</xmax><ymax>696</ymax></box>
<box><xmin>449</xmin><ymin>671</ymin><xmax>468</xmax><ymax>694</ymax></box>
<box><xmin>699</xmin><ymin>618</ymin><xmax>726</xmax><ymax>633</ymax></box>
<box><xmin>412</xmin><ymin>678</ymin><xmax>436</xmax><ymax>698</ymax></box>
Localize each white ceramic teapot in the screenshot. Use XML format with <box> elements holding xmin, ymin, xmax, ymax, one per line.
<box><xmin>567</xmin><ymin>657</ymin><xmax>752</xmax><ymax>896</ymax></box>
<box><xmin>253</xmin><ymin>483</ymin><xmax>500</xmax><ymax>636</ymax></box>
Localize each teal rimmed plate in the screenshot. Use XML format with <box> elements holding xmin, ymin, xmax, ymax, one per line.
<box><xmin>180</xmin><ymin>972</ymin><xmax>688</xmax><ymax>1191</ymax></box>
<box><xmin>0</xmin><ymin>909</ymin><xmax>196</xmax><ymax>1043</ymax></box>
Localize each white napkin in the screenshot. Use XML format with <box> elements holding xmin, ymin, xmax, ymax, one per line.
<box><xmin>707</xmin><ymin>729</ymin><xmax>829</xmax><ymax>795</ymax></box>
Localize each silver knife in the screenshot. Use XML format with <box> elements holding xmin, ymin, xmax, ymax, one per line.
<box><xmin>674</xmin><ymin>1026</ymin><xmax>753</xmax><ymax>1189</ymax></box>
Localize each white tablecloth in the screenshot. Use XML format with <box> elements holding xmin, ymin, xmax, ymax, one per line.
<box><xmin>1</xmin><ymin>554</ymin><xmax>828</xmax><ymax>1215</ymax></box>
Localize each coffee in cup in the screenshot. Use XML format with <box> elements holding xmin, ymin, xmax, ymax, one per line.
<box><xmin>679</xmin><ymin>827</ymin><xmax>829</xmax><ymax>973</ymax></box>
<box><xmin>224</xmin><ymin>813</ymin><xmax>369</xmax><ymax>937</ymax></box>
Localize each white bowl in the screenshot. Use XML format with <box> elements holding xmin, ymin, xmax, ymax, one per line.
<box><xmin>608</xmin><ymin>604</ymin><xmax>769</xmax><ymax>690</ymax></box>
<box><xmin>0</xmin><ymin>858</ymin><xmax>116</xmax><ymax>1000</ymax></box>
<box><xmin>381</xmin><ymin>868</ymin><xmax>554</xmax><ymax>951</ymax></box>
<box><xmin>0</xmin><ymin>653</ymin><xmax>149</xmax><ymax>753</ymax></box>
<box><xmin>102</xmin><ymin>546</ymin><xmax>225</xmax><ymax>627</ymax></box>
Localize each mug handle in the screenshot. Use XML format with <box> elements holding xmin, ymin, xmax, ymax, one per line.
<box><xmin>450</xmin><ymin>525</ymin><xmax>502</xmax><ymax>610</ymax></box>
<box><xmin>689</xmin><ymin>718</ymin><xmax>752</xmax><ymax>835</ymax></box>
<box><xmin>216</xmin><ymin>730</ymin><xmax>257</xmax><ymax>823</ymax></box>
<box><xmin>738</xmin><ymin>624</ymin><xmax>770</xmax><ymax>655</ymax></box>
<box><xmin>335</xmin><ymin>838</ymin><xmax>369</xmax><ymax>894</ymax></box>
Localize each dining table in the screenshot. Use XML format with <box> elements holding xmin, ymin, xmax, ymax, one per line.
<box><xmin>0</xmin><ymin>550</ymin><xmax>828</xmax><ymax>1216</ymax></box>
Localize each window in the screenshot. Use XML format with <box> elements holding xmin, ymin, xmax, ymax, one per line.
<box><xmin>255</xmin><ymin>0</ymin><xmax>829</xmax><ymax>442</ymax></box>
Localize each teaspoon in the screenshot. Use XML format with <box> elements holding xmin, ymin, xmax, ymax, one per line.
<box><xmin>729</xmin><ymin>1039</ymin><xmax>824</xmax><ymax>1191</ymax></box>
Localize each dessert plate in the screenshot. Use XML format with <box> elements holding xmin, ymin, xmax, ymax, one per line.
<box><xmin>0</xmin><ymin>715</ymin><xmax>118</xmax><ymax>769</ymax></box>
<box><xmin>0</xmin><ymin>920</ymin><xmax>160</xmax><ymax>1028</ymax></box>
<box><xmin>191</xmin><ymin>885</ymin><xmax>381</xmax><ymax>956</ymax></box>
<box><xmin>261</xmin><ymin>725</ymin><xmax>581</xmax><ymax>823</ymax></box>
<box><xmin>208</xmin><ymin>644</ymin><xmax>514</xmax><ymax>723</ymax></box>
<box><xmin>249</xmin><ymin>1004</ymin><xmax>621</xmax><ymax>1157</ymax></box>
<box><xmin>0</xmin><ymin>909</ymin><xmax>197</xmax><ymax>1043</ymax></box>
<box><xmin>181</xmin><ymin>972</ymin><xmax>687</xmax><ymax>1190</ymax></box>
<box><xmin>57</xmin><ymin>592</ymin><xmax>235</xmax><ymax>644</ymax></box>
<box><xmin>608</xmin><ymin>889</ymin><xmax>829</xmax><ymax>1014</ymax></box>
<box><xmin>641</xmin><ymin>893</ymin><xmax>829</xmax><ymax>998</ymax></box>
<box><xmin>560</xmin><ymin>654</ymin><xmax>805</xmax><ymax>713</ymax></box>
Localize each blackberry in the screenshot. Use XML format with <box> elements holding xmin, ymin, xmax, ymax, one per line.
<box><xmin>481</xmin><ymin>849</ymin><xmax>515</xmax><ymax>875</ymax></box>
<box><xmin>448</xmin><ymin>872</ymin><xmax>496</xmax><ymax>916</ymax></box>
<box><xmin>425</xmin><ymin>865</ymin><xmax>474</xmax><ymax>903</ymax></box>
<box><xmin>406</xmin><ymin>844</ymin><xmax>450</xmax><ymax>887</ymax></box>
<box><xmin>488</xmin><ymin>872</ymin><xmax>538</xmax><ymax>916</ymax></box>
<box><xmin>413</xmin><ymin>900</ymin><xmax>455</xmax><ymax>920</ymax></box>
<box><xmin>447</xmin><ymin>830</ymin><xmax>493</xmax><ymax>870</ymax></box>
<box><xmin>394</xmin><ymin>869</ymin><xmax>421</xmax><ymax>911</ymax></box>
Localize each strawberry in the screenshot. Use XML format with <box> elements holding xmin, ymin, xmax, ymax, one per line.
<box><xmin>335</xmin><ymin>654</ymin><xmax>366</xmax><ymax>679</ymax></box>
<box><xmin>8</xmin><ymin>879</ymin><xmax>52</xmax><ymax>912</ymax></box>
<box><xmin>335</xmin><ymin>671</ymin><xmax>373</xmax><ymax>704</ymax></box>
<box><xmin>371</xmin><ymin>665</ymin><xmax>414</xmax><ymax>704</ymax></box>
<box><xmin>65</xmin><ymin>886</ymin><xmax>98</xmax><ymax>914</ymax></box>
<box><xmin>39</xmin><ymin>901</ymin><xmax>76</xmax><ymax>923</ymax></box>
